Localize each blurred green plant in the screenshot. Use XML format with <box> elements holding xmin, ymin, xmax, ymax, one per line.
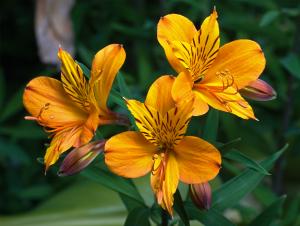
<box><xmin>1</xmin><ymin>0</ymin><xmax>300</xmax><ymax>225</ymax></box>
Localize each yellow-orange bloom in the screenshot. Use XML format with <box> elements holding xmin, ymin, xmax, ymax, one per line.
<box><xmin>105</xmin><ymin>76</ymin><xmax>221</xmax><ymax>215</ymax></box>
<box><xmin>157</xmin><ymin>9</ymin><xmax>266</xmax><ymax>119</ymax></box>
<box><xmin>23</xmin><ymin>44</ymin><xmax>126</xmax><ymax>171</ymax></box>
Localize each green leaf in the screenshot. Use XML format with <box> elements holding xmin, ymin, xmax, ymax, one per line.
<box><xmin>185</xmin><ymin>201</ymin><xmax>235</xmax><ymax>226</ymax></box>
<box><xmin>124</xmin><ymin>207</ymin><xmax>151</xmax><ymax>226</ymax></box>
<box><xmin>81</xmin><ymin>166</ymin><xmax>146</xmax><ymax>207</ymax></box>
<box><xmin>110</xmin><ymin>89</ymin><xmax>127</xmax><ymax>109</ymax></box>
<box><xmin>260</xmin><ymin>10</ymin><xmax>280</xmax><ymax>27</ymax></box>
<box><xmin>212</xmin><ymin>145</ymin><xmax>287</xmax><ymax>211</ymax></box>
<box><xmin>280</xmin><ymin>53</ymin><xmax>300</xmax><ymax>79</ymax></box>
<box><xmin>0</xmin><ymin>68</ymin><xmax>5</xmax><ymax>108</ymax></box>
<box><xmin>249</xmin><ymin>196</ymin><xmax>286</xmax><ymax>226</ymax></box>
<box><xmin>0</xmin><ymin>88</ymin><xmax>23</xmax><ymax>122</ymax></box>
<box><xmin>117</xmin><ymin>72</ymin><xmax>130</xmax><ymax>98</ymax></box>
<box><xmin>174</xmin><ymin>190</ymin><xmax>190</xmax><ymax>226</ymax></box>
<box><xmin>224</xmin><ymin>149</ymin><xmax>270</xmax><ymax>175</ymax></box>
<box><xmin>77</xmin><ymin>61</ymin><xmax>91</xmax><ymax>78</ymax></box>
<box><xmin>202</xmin><ymin>109</ymin><xmax>219</xmax><ymax>142</ymax></box>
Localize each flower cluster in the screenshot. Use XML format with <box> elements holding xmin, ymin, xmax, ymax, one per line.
<box><xmin>23</xmin><ymin>10</ymin><xmax>275</xmax><ymax>215</ymax></box>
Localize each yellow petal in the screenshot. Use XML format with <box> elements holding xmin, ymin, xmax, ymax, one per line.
<box><xmin>90</xmin><ymin>44</ymin><xmax>126</xmax><ymax>112</ymax></box>
<box><xmin>151</xmin><ymin>152</ymin><xmax>179</xmax><ymax>216</ymax></box>
<box><xmin>23</xmin><ymin>76</ymin><xmax>87</xmax><ymax>128</ymax></box>
<box><xmin>194</xmin><ymin>86</ymin><xmax>257</xmax><ymax>120</ymax></box>
<box><xmin>202</xmin><ymin>40</ymin><xmax>266</xmax><ymax>89</ymax></box>
<box><xmin>162</xmin><ymin>152</ymin><xmax>179</xmax><ymax>216</ymax></box>
<box><xmin>145</xmin><ymin>75</ymin><xmax>175</xmax><ymax>115</ymax></box>
<box><xmin>157</xmin><ymin>14</ymin><xmax>197</xmax><ymax>73</ymax></box>
<box><xmin>58</xmin><ymin>48</ymin><xmax>91</xmax><ymax>111</ymax></box>
<box><xmin>193</xmin><ymin>91</ymin><xmax>209</xmax><ymax>116</ymax></box>
<box><xmin>167</xmin><ymin>10</ymin><xmax>219</xmax><ymax>81</ymax></box>
<box><xmin>192</xmin><ymin>9</ymin><xmax>220</xmax><ymax>78</ymax></box>
<box><xmin>174</xmin><ymin>136</ymin><xmax>221</xmax><ymax>184</ymax></box>
<box><xmin>104</xmin><ymin>131</ymin><xmax>156</xmax><ymax>178</ymax></box>
<box><xmin>126</xmin><ymin>99</ymin><xmax>162</xmax><ymax>145</ymax></box>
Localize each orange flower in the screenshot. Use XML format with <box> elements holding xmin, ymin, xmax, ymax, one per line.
<box><xmin>23</xmin><ymin>44</ymin><xmax>126</xmax><ymax>171</ymax></box>
<box><xmin>157</xmin><ymin>9</ymin><xmax>266</xmax><ymax>119</ymax></box>
<box><xmin>105</xmin><ymin>76</ymin><xmax>221</xmax><ymax>215</ymax></box>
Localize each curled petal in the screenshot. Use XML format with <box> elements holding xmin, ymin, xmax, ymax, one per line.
<box><xmin>90</xmin><ymin>44</ymin><xmax>126</xmax><ymax>113</ymax></box>
<box><xmin>240</xmin><ymin>79</ymin><xmax>277</xmax><ymax>101</ymax></box>
<box><xmin>58</xmin><ymin>140</ymin><xmax>105</xmax><ymax>176</ymax></box>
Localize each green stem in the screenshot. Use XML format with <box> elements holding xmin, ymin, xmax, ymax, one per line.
<box><xmin>161</xmin><ymin>208</ymin><xmax>169</xmax><ymax>226</ymax></box>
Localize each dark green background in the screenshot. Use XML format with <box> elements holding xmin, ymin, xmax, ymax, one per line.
<box><xmin>1</xmin><ymin>0</ymin><xmax>299</xmax><ymax>225</ymax></box>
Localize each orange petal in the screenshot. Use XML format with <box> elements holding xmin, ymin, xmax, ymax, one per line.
<box><xmin>58</xmin><ymin>48</ymin><xmax>91</xmax><ymax>111</ymax></box>
<box><xmin>162</xmin><ymin>152</ymin><xmax>179</xmax><ymax>216</ymax></box>
<box><xmin>157</xmin><ymin>14</ymin><xmax>197</xmax><ymax>73</ymax></box>
<box><xmin>172</xmin><ymin>72</ymin><xmax>208</xmax><ymax>116</ymax></box>
<box><xmin>194</xmin><ymin>87</ymin><xmax>257</xmax><ymax>120</ymax></box>
<box><xmin>23</xmin><ymin>76</ymin><xmax>87</xmax><ymax>127</ymax></box>
<box><xmin>104</xmin><ymin>131</ymin><xmax>156</xmax><ymax>178</ymax></box>
<box><xmin>174</xmin><ymin>136</ymin><xmax>221</xmax><ymax>184</ymax></box>
<box><xmin>172</xmin><ymin>72</ymin><xmax>193</xmax><ymax>103</ymax></box>
<box><xmin>145</xmin><ymin>75</ymin><xmax>175</xmax><ymax>115</ymax></box>
<box><xmin>90</xmin><ymin>44</ymin><xmax>126</xmax><ymax>112</ymax></box>
<box><xmin>203</xmin><ymin>40</ymin><xmax>266</xmax><ymax>89</ymax></box>
<box><xmin>151</xmin><ymin>152</ymin><xmax>179</xmax><ymax>216</ymax></box>
<box><xmin>44</xmin><ymin>124</ymin><xmax>93</xmax><ymax>171</ymax></box>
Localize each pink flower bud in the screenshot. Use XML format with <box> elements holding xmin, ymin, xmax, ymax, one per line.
<box><xmin>190</xmin><ymin>182</ymin><xmax>212</xmax><ymax>210</ymax></box>
<box><xmin>58</xmin><ymin>140</ymin><xmax>105</xmax><ymax>176</ymax></box>
<box><xmin>240</xmin><ymin>79</ymin><xmax>277</xmax><ymax>101</ymax></box>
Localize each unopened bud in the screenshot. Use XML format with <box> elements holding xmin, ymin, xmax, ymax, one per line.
<box><xmin>190</xmin><ymin>182</ymin><xmax>212</xmax><ymax>210</ymax></box>
<box><xmin>58</xmin><ymin>140</ymin><xmax>105</xmax><ymax>176</ymax></box>
<box><xmin>240</xmin><ymin>79</ymin><xmax>277</xmax><ymax>101</ymax></box>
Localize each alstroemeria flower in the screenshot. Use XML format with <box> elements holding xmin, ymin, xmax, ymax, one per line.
<box><xmin>23</xmin><ymin>44</ymin><xmax>126</xmax><ymax>170</ymax></box>
<box><xmin>105</xmin><ymin>76</ymin><xmax>221</xmax><ymax>215</ymax></box>
<box><xmin>157</xmin><ymin>9</ymin><xmax>266</xmax><ymax>119</ymax></box>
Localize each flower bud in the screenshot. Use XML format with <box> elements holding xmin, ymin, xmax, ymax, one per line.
<box><xmin>190</xmin><ymin>182</ymin><xmax>212</xmax><ymax>210</ymax></box>
<box><xmin>240</xmin><ymin>79</ymin><xmax>277</xmax><ymax>101</ymax></box>
<box><xmin>58</xmin><ymin>140</ymin><xmax>105</xmax><ymax>176</ymax></box>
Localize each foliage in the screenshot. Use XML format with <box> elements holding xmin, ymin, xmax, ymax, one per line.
<box><xmin>0</xmin><ymin>0</ymin><xmax>300</xmax><ymax>225</ymax></box>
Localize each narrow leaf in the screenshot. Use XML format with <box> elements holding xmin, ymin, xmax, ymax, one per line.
<box><xmin>0</xmin><ymin>88</ymin><xmax>23</xmax><ymax>122</ymax></box>
<box><xmin>202</xmin><ymin>109</ymin><xmax>219</xmax><ymax>142</ymax></box>
<box><xmin>249</xmin><ymin>196</ymin><xmax>286</xmax><ymax>226</ymax></box>
<box><xmin>212</xmin><ymin>145</ymin><xmax>287</xmax><ymax>211</ymax></box>
<box><xmin>81</xmin><ymin>166</ymin><xmax>145</xmax><ymax>207</ymax></box>
<box><xmin>280</xmin><ymin>53</ymin><xmax>300</xmax><ymax>79</ymax></box>
<box><xmin>224</xmin><ymin>149</ymin><xmax>270</xmax><ymax>175</ymax></box>
<box><xmin>124</xmin><ymin>207</ymin><xmax>151</xmax><ymax>226</ymax></box>
<box><xmin>174</xmin><ymin>190</ymin><xmax>190</xmax><ymax>226</ymax></box>
<box><xmin>260</xmin><ymin>10</ymin><xmax>280</xmax><ymax>27</ymax></box>
<box><xmin>185</xmin><ymin>201</ymin><xmax>235</xmax><ymax>226</ymax></box>
<box><xmin>117</xmin><ymin>72</ymin><xmax>130</xmax><ymax>98</ymax></box>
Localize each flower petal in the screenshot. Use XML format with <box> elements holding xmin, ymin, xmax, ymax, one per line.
<box><xmin>90</xmin><ymin>44</ymin><xmax>126</xmax><ymax>112</ymax></box>
<box><xmin>23</xmin><ymin>76</ymin><xmax>87</xmax><ymax>127</ymax></box>
<box><xmin>202</xmin><ymin>40</ymin><xmax>266</xmax><ymax>89</ymax></box>
<box><xmin>172</xmin><ymin>72</ymin><xmax>209</xmax><ymax>116</ymax></box>
<box><xmin>162</xmin><ymin>152</ymin><xmax>179</xmax><ymax>216</ymax></box>
<box><xmin>194</xmin><ymin>86</ymin><xmax>257</xmax><ymax>120</ymax></box>
<box><xmin>126</xmin><ymin>99</ymin><xmax>162</xmax><ymax>145</ymax></box>
<box><xmin>145</xmin><ymin>75</ymin><xmax>175</xmax><ymax>115</ymax></box>
<box><xmin>104</xmin><ymin>131</ymin><xmax>156</xmax><ymax>178</ymax></box>
<box><xmin>58</xmin><ymin>48</ymin><xmax>90</xmax><ymax>111</ymax></box>
<box><xmin>151</xmin><ymin>152</ymin><xmax>179</xmax><ymax>216</ymax></box>
<box><xmin>157</xmin><ymin>14</ymin><xmax>197</xmax><ymax>73</ymax></box>
<box><xmin>174</xmin><ymin>136</ymin><xmax>221</xmax><ymax>184</ymax></box>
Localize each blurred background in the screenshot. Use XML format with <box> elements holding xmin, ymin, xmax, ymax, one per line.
<box><xmin>0</xmin><ymin>0</ymin><xmax>299</xmax><ymax>225</ymax></box>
